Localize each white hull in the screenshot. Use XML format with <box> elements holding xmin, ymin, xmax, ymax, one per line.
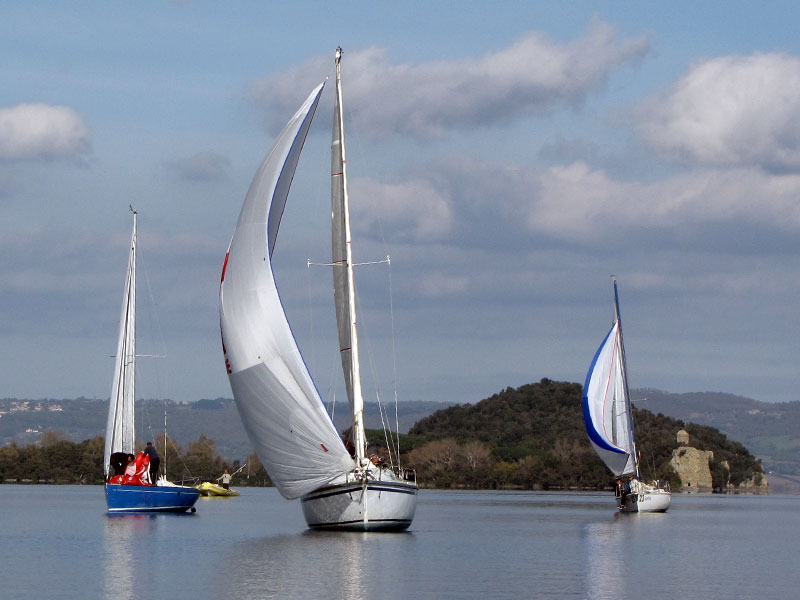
<box><xmin>618</xmin><ymin>488</ymin><xmax>671</xmax><ymax>513</ymax></box>
<box><xmin>301</xmin><ymin>474</ymin><xmax>417</xmax><ymax>531</ymax></box>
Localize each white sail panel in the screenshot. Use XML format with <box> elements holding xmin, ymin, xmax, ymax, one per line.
<box><xmin>582</xmin><ymin>320</ymin><xmax>636</xmax><ymax>476</ymax></box>
<box><xmin>104</xmin><ymin>214</ymin><xmax>137</xmax><ymax>477</ymax></box>
<box><xmin>220</xmin><ymin>83</ymin><xmax>353</xmax><ymax>500</ymax></box>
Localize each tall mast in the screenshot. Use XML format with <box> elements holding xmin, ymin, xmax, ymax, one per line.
<box><xmin>613</xmin><ymin>277</ymin><xmax>639</xmax><ymax>478</ymax></box>
<box><xmin>334</xmin><ymin>47</ymin><xmax>367</xmax><ymax>464</ymax></box>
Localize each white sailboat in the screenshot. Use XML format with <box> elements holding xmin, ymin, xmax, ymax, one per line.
<box><xmin>582</xmin><ymin>279</ymin><xmax>671</xmax><ymax>513</ymax></box>
<box><xmin>219</xmin><ymin>48</ymin><xmax>417</xmax><ymax>530</ymax></box>
<box><xmin>104</xmin><ymin>209</ymin><xmax>200</xmax><ymax>513</ymax></box>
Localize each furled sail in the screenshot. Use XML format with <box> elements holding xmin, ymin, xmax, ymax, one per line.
<box><xmin>104</xmin><ymin>212</ymin><xmax>137</xmax><ymax>477</ymax></box>
<box><xmin>220</xmin><ymin>83</ymin><xmax>353</xmax><ymax>500</ymax></box>
<box><xmin>331</xmin><ymin>66</ymin><xmax>354</xmax><ymax>414</ymax></box>
<box><xmin>583</xmin><ymin>311</ymin><xmax>637</xmax><ymax>476</ymax></box>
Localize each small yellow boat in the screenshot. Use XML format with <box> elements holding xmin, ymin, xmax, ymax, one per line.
<box><xmin>196</xmin><ymin>481</ymin><xmax>240</xmax><ymax>497</ymax></box>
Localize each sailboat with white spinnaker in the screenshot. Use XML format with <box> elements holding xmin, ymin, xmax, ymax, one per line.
<box><xmin>219</xmin><ymin>48</ymin><xmax>417</xmax><ymax>530</ymax></box>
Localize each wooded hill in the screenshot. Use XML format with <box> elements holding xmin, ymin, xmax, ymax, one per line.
<box><xmin>399</xmin><ymin>379</ymin><xmax>765</xmax><ymax>491</ymax></box>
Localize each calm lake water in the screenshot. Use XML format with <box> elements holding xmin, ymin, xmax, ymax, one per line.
<box><xmin>1</xmin><ymin>486</ymin><xmax>798</xmax><ymax>599</ymax></box>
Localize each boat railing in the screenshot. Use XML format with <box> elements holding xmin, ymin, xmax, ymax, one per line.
<box><xmin>653</xmin><ymin>480</ymin><xmax>671</xmax><ymax>492</ymax></box>
<box><xmin>399</xmin><ymin>468</ymin><xmax>417</xmax><ymax>484</ymax></box>
<box><xmin>615</xmin><ymin>478</ymin><xmax>671</xmax><ymax>495</ymax></box>
<box><xmin>346</xmin><ymin>465</ymin><xmax>417</xmax><ymax>485</ymax></box>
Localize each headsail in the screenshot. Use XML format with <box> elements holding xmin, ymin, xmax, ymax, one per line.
<box><xmin>582</xmin><ymin>282</ymin><xmax>637</xmax><ymax>476</ymax></box>
<box><xmin>104</xmin><ymin>211</ymin><xmax>137</xmax><ymax>478</ymax></box>
<box><xmin>220</xmin><ymin>83</ymin><xmax>353</xmax><ymax>500</ymax></box>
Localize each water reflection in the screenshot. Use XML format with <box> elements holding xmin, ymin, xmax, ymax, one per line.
<box><xmin>582</xmin><ymin>515</ymin><xmax>627</xmax><ymax>600</ymax></box>
<box><xmin>216</xmin><ymin>529</ymin><xmax>417</xmax><ymax>600</ymax></box>
<box><xmin>102</xmin><ymin>515</ymin><xmax>158</xmax><ymax>600</ymax></box>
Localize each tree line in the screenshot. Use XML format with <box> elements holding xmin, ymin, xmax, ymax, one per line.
<box><xmin>0</xmin><ymin>430</ymin><xmax>270</xmax><ymax>486</ymax></box>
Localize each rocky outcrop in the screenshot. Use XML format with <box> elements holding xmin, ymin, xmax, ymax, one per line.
<box><xmin>670</xmin><ymin>446</ymin><xmax>713</xmax><ymax>491</ymax></box>
<box><xmin>670</xmin><ymin>430</ymin><xmax>769</xmax><ymax>493</ymax></box>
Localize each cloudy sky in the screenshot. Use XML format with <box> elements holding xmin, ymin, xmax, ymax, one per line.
<box><xmin>2</xmin><ymin>2</ymin><xmax>799</xmax><ymax>407</ymax></box>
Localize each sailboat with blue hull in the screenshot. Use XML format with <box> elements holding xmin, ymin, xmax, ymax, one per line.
<box><xmin>583</xmin><ymin>279</ymin><xmax>670</xmax><ymax>513</ymax></box>
<box><xmin>104</xmin><ymin>210</ymin><xmax>199</xmax><ymax>514</ymax></box>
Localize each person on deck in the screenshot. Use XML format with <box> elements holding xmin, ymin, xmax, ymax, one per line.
<box><xmin>143</xmin><ymin>442</ymin><xmax>160</xmax><ymax>485</ymax></box>
<box><xmin>124</xmin><ymin>454</ymin><xmax>136</xmax><ymax>477</ymax></box>
<box><xmin>217</xmin><ymin>469</ymin><xmax>232</xmax><ymax>490</ymax></box>
<box><xmin>109</xmin><ymin>452</ymin><xmax>128</xmax><ymax>478</ymax></box>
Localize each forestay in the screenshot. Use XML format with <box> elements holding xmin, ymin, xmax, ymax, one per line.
<box><xmin>220</xmin><ymin>83</ymin><xmax>353</xmax><ymax>500</ymax></box>
<box><xmin>104</xmin><ymin>213</ymin><xmax>137</xmax><ymax>478</ymax></box>
<box><xmin>583</xmin><ymin>319</ymin><xmax>637</xmax><ymax>476</ymax></box>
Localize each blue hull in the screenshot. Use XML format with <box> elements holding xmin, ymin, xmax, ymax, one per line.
<box><xmin>105</xmin><ymin>483</ymin><xmax>200</xmax><ymax>513</ymax></box>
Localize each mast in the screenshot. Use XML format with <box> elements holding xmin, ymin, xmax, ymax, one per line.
<box><xmin>613</xmin><ymin>278</ymin><xmax>639</xmax><ymax>478</ymax></box>
<box><xmin>333</xmin><ymin>47</ymin><xmax>367</xmax><ymax>464</ymax></box>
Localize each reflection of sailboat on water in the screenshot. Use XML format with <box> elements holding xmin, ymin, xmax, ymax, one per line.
<box><xmin>104</xmin><ymin>210</ymin><xmax>200</xmax><ymax>513</ymax></box>
<box><xmin>583</xmin><ymin>520</ymin><xmax>625</xmax><ymax>600</ymax></box>
<box><xmin>582</xmin><ymin>279</ymin><xmax>670</xmax><ymax>513</ymax></box>
<box><xmin>220</xmin><ymin>48</ymin><xmax>417</xmax><ymax>530</ymax></box>
<box><xmin>216</xmin><ymin>532</ymin><xmax>371</xmax><ymax>600</ymax></box>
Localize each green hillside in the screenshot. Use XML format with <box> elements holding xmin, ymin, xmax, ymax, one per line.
<box><xmin>404</xmin><ymin>379</ymin><xmax>765</xmax><ymax>490</ymax></box>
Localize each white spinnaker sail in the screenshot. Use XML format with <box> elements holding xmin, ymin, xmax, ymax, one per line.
<box><xmin>220</xmin><ymin>83</ymin><xmax>353</xmax><ymax>500</ymax></box>
<box><xmin>104</xmin><ymin>212</ymin><xmax>137</xmax><ymax>477</ymax></box>
<box><xmin>583</xmin><ymin>319</ymin><xmax>637</xmax><ymax>476</ymax></box>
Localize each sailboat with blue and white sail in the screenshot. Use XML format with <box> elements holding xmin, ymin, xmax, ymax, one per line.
<box><xmin>219</xmin><ymin>48</ymin><xmax>417</xmax><ymax>530</ymax></box>
<box><xmin>583</xmin><ymin>279</ymin><xmax>670</xmax><ymax>513</ymax></box>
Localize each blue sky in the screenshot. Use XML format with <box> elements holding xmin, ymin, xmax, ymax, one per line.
<box><xmin>2</xmin><ymin>1</ymin><xmax>799</xmax><ymax>406</ymax></box>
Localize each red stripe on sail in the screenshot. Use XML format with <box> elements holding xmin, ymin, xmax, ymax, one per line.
<box><xmin>221</xmin><ymin>252</ymin><xmax>230</xmax><ymax>283</ymax></box>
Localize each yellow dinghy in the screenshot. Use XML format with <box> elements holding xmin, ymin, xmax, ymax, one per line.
<box><xmin>196</xmin><ymin>481</ymin><xmax>240</xmax><ymax>497</ymax></box>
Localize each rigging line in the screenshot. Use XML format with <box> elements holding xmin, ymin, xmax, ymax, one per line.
<box><xmin>341</xmin><ymin>96</ymin><xmax>393</xmax><ymax>260</ymax></box>
<box><xmin>135</xmin><ymin>235</ymin><xmax>169</xmax><ymax>445</ymax></box>
<box><xmin>387</xmin><ymin>257</ymin><xmax>402</xmax><ymax>465</ymax></box>
<box><xmin>305</xmin><ymin>253</ymin><xmax>317</xmax><ymax>397</ymax></box>
<box><xmin>375</xmin><ymin>392</ymin><xmax>396</xmax><ymax>470</ymax></box>
<box><xmin>305</xmin><ymin>258</ymin><xmax>341</xmax><ymax>423</ymax></box>
<box><xmin>354</xmin><ymin>282</ymin><xmax>397</xmax><ymax>462</ymax></box>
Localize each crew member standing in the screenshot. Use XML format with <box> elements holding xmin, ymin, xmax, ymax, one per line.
<box><xmin>217</xmin><ymin>469</ymin><xmax>232</xmax><ymax>490</ymax></box>
<box><xmin>143</xmin><ymin>442</ymin><xmax>160</xmax><ymax>485</ymax></box>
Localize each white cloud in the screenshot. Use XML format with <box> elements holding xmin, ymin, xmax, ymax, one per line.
<box><xmin>0</xmin><ymin>104</ymin><xmax>90</xmax><ymax>161</ymax></box>
<box><xmin>250</xmin><ymin>20</ymin><xmax>649</xmax><ymax>139</ymax></box>
<box><xmin>637</xmin><ymin>53</ymin><xmax>800</xmax><ymax>172</ymax></box>
<box><xmin>351</xmin><ymin>176</ymin><xmax>453</xmax><ymax>240</ymax></box>
<box><xmin>530</xmin><ymin>162</ymin><xmax>800</xmax><ymax>239</ymax></box>
<box><xmin>350</xmin><ymin>157</ymin><xmax>800</xmax><ymax>249</ymax></box>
